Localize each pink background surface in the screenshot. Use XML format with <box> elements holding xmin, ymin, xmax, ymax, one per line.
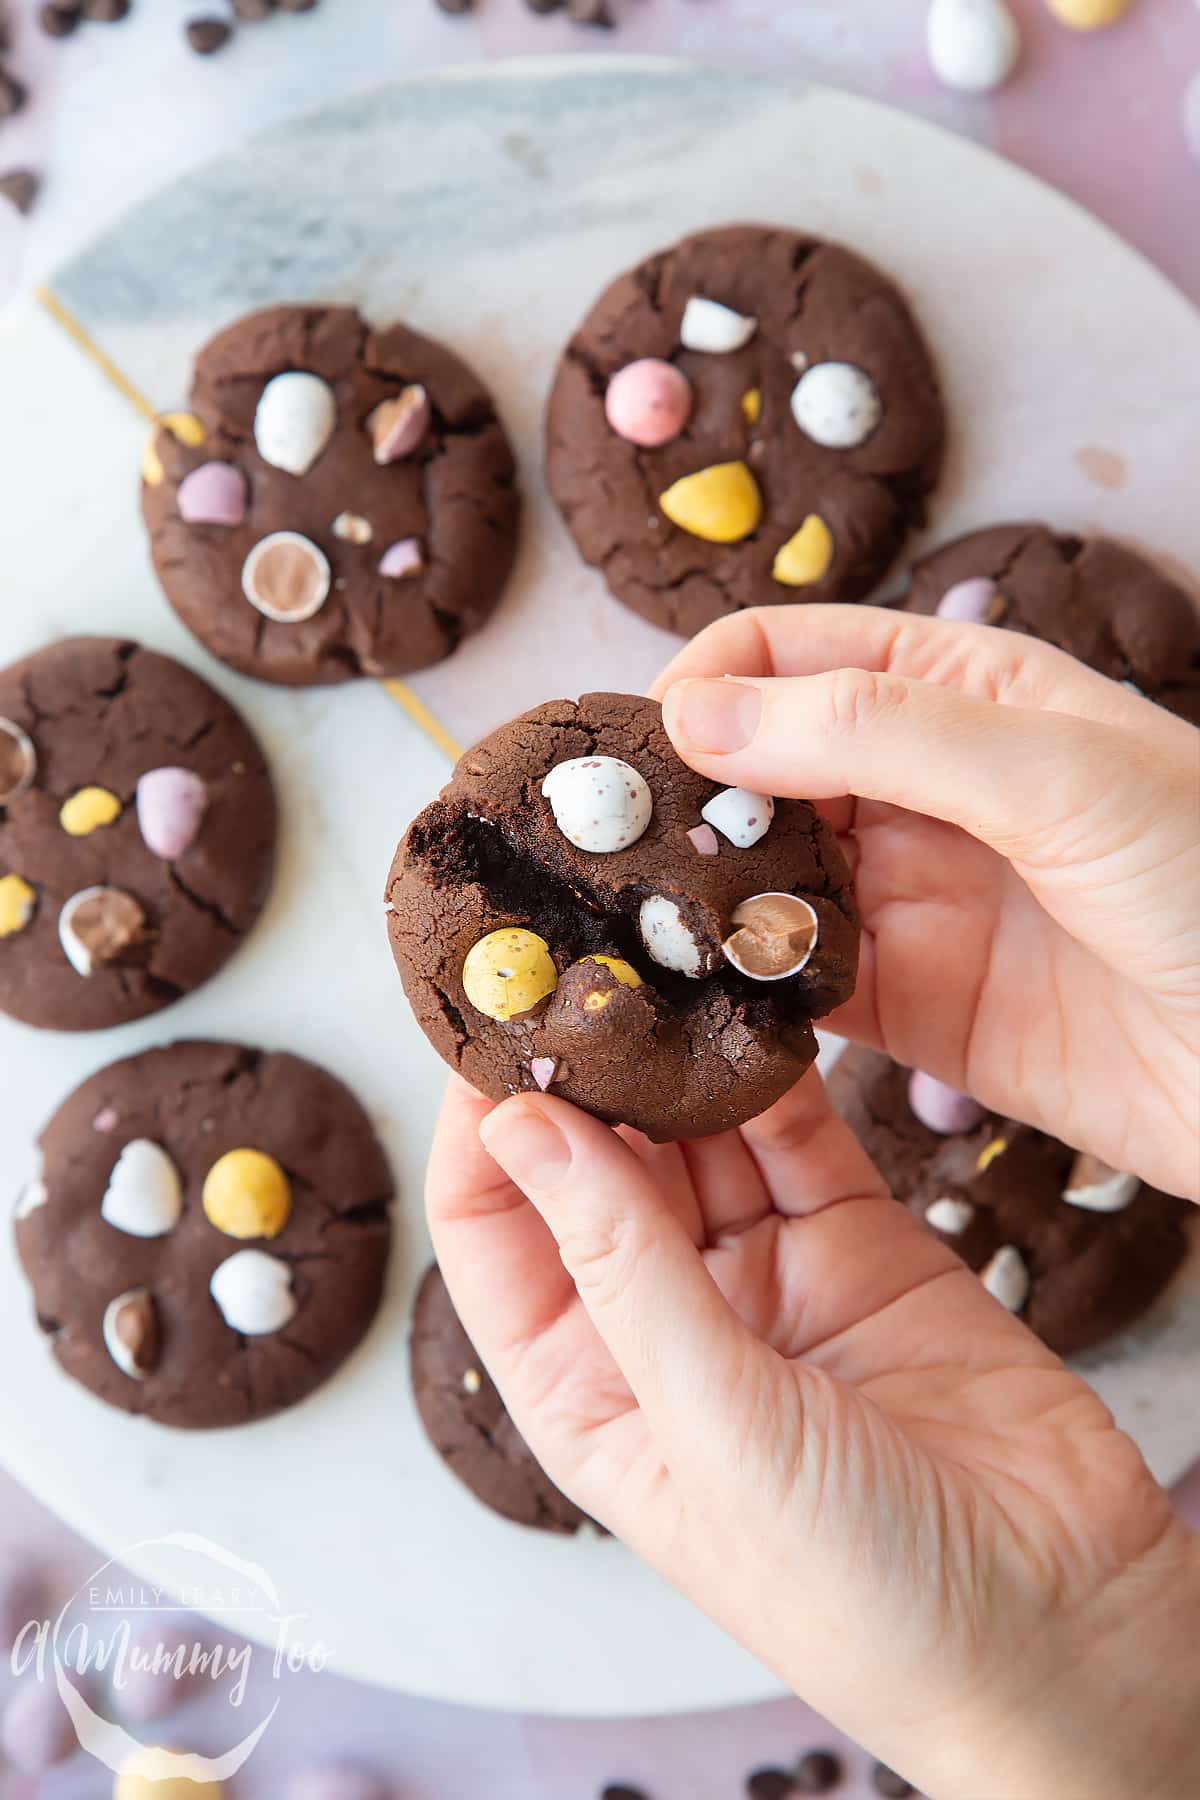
<box><xmin>0</xmin><ymin>2</ymin><xmax>1197</xmax><ymax>1796</ymax></box>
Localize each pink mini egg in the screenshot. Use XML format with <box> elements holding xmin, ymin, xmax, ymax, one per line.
<box><xmin>936</xmin><ymin>578</ymin><xmax>998</xmax><ymax>625</ymax></box>
<box><xmin>177</xmin><ymin>461</ymin><xmax>247</xmax><ymax>527</ymax></box>
<box><xmin>378</xmin><ymin>539</ymin><xmax>424</xmax><ymax>579</ymax></box>
<box><xmin>605</xmin><ymin>359</ymin><xmax>693</xmax><ymax>448</ymax></box>
<box><xmin>136</xmin><ymin>767</ymin><xmax>209</xmax><ymax>861</ymax></box>
<box><xmin>908</xmin><ymin>1070</ymin><xmax>987</xmax><ymax>1136</ymax></box>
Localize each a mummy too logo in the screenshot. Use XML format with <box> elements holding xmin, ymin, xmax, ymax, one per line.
<box><xmin>10</xmin><ymin>1532</ymin><xmax>330</xmax><ymax>1779</ymax></box>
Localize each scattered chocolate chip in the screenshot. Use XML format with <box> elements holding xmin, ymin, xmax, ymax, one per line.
<box><xmin>871</xmin><ymin>1767</ymin><xmax>914</xmax><ymax>1799</ymax></box>
<box><xmin>0</xmin><ymin>69</ymin><xmax>27</xmax><ymax>116</ymax></box>
<box><xmin>81</xmin><ymin>0</ymin><xmax>131</xmax><ymax>19</ymax></box>
<box><xmin>39</xmin><ymin>3</ymin><xmax>82</xmax><ymax>36</ymax></box>
<box><xmin>601</xmin><ymin>1788</ymin><xmax>649</xmax><ymax>1800</ymax></box>
<box><xmin>567</xmin><ymin>0</ymin><xmax>614</xmax><ymax>20</ymax></box>
<box><xmin>0</xmin><ymin>168</ymin><xmax>39</xmax><ymax>215</ymax></box>
<box><xmin>185</xmin><ymin>15</ymin><xmax>231</xmax><ymax>52</ymax></box>
<box><xmin>747</xmin><ymin>1772</ymin><xmax>796</xmax><ymax>1800</ymax></box>
<box><xmin>795</xmin><ymin>1750</ymin><xmax>843</xmax><ymax>1794</ymax></box>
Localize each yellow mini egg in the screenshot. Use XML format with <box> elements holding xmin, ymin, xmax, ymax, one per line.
<box><xmin>659</xmin><ymin>462</ymin><xmax>762</xmax><ymax>544</ymax></box>
<box><xmin>0</xmin><ymin>873</ymin><xmax>35</xmax><ymax>937</ymax></box>
<box><xmin>114</xmin><ymin>1747</ymin><xmax>223</xmax><ymax>1800</ymax></box>
<box><xmin>740</xmin><ymin>388</ymin><xmax>762</xmax><ymax>426</ymax></box>
<box><xmin>1046</xmin><ymin>0</ymin><xmax>1130</xmax><ymax>28</ymax></box>
<box><xmin>579</xmin><ymin>954</ymin><xmax>643</xmax><ymax>990</ymax></box>
<box><xmin>142</xmin><ymin>411</ymin><xmax>208</xmax><ymax>487</ymax></box>
<box><xmin>202</xmin><ymin>1148</ymin><xmax>292</xmax><ymax>1241</ymax></box>
<box><xmin>463</xmin><ymin>928</ymin><xmax>558</xmax><ymax>1023</ymax></box>
<box><xmin>976</xmin><ymin>1137</ymin><xmax>1009</xmax><ymax>1175</ymax></box>
<box><xmin>59</xmin><ymin>786</ymin><xmax>122</xmax><ymax>837</ymax></box>
<box><xmin>772</xmin><ymin>515</ymin><xmax>834</xmax><ymax>587</ymax></box>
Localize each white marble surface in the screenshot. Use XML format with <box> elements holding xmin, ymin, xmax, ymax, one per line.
<box><xmin>0</xmin><ymin>63</ymin><xmax>1198</xmax><ymax>1721</ymax></box>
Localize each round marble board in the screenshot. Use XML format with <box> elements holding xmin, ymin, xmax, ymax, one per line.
<box><xmin>0</xmin><ymin>59</ymin><xmax>1197</xmax><ymax>1717</ymax></box>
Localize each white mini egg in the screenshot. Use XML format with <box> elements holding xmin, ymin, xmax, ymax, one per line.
<box><xmin>700</xmin><ymin>786</ymin><xmax>774</xmax><ymax>850</ymax></box>
<box><xmin>638</xmin><ymin>896</ymin><xmax>708</xmax><ymax>977</ymax></box>
<box><xmin>541</xmin><ymin>757</ymin><xmax>652</xmax><ymax>854</ymax></box>
<box><xmin>790</xmin><ymin>362</ymin><xmax>883</xmax><ymax>449</ymax></box>
<box><xmin>210</xmin><ymin>1249</ymin><xmax>296</xmax><ymax>1336</ymax></box>
<box><xmin>679</xmin><ymin>296</ymin><xmax>757</xmax><ymax>355</ymax></box>
<box><xmin>101</xmin><ymin>1140</ymin><xmax>184</xmax><ymax>1239</ymax></box>
<box><xmin>926</xmin><ymin>0</ymin><xmax>1021</xmax><ymax>94</ymax></box>
<box><xmin>980</xmin><ymin>1244</ymin><xmax>1029</xmax><ymax>1313</ymax></box>
<box><xmin>254</xmin><ymin>371</ymin><xmax>337</xmax><ymax>475</ymax></box>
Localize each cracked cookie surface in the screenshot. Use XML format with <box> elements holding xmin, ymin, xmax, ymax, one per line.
<box><xmin>386</xmin><ymin>693</ymin><xmax>859</xmax><ymax>1142</ymax></box>
<box><xmin>410</xmin><ymin>1264</ymin><xmax>590</xmax><ymax>1533</ymax></box>
<box><xmin>0</xmin><ymin>636</ymin><xmax>276</xmax><ymax>1031</ymax></box>
<box><xmin>902</xmin><ymin>523</ymin><xmax>1200</xmax><ymax>724</ymax></box>
<box><xmin>14</xmin><ymin>1041</ymin><xmax>393</xmax><ymax>1429</ymax></box>
<box><xmin>829</xmin><ymin>1047</ymin><xmax>1193</xmax><ymax>1357</ymax></box>
<box><xmin>546</xmin><ymin>224</ymin><xmax>945</xmax><ymax>635</ymax></box>
<box><xmin>142</xmin><ymin>303</ymin><xmax>520</xmax><ymax>686</ymax></box>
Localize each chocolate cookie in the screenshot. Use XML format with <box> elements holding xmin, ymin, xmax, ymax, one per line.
<box><xmin>141</xmin><ymin>303</ymin><xmax>520</xmax><ymax>686</ymax></box>
<box><xmin>546</xmin><ymin>224</ymin><xmax>945</xmax><ymax>635</ymax></box>
<box><xmin>410</xmin><ymin>1264</ymin><xmax>589</xmax><ymax>1533</ymax></box>
<box><xmin>903</xmin><ymin>524</ymin><xmax>1200</xmax><ymax>724</ymax></box>
<box><xmin>828</xmin><ymin>1046</ymin><xmax>1192</xmax><ymax>1357</ymax></box>
<box><xmin>386</xmin><ymin>693</ymin><xmax>858</xmax><ymax>1142</ymax></box>
<box><xmin>0</xmin><ymin>637</ymin><xmax>276</xmax><ymax>1032</ymax></box>
<box><xmin>14</xmin><ymin>1041</ymin><xmax>393</xmax><ymax>1428</ymax></box>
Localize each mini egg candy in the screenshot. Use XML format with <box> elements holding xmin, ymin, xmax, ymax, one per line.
<box><xmin>541</xmin><ymin>756</ymin><xmax>653</xmax><ymax>854</ymax></box>
<box><xmin>926</xmin><ymin>0</ymin><xmax>1021</xmax><ymax>92</ymax></box>
<box><xmin>936</xmin><ymin>577</ymin><xmax>1003</xmax><ymax>624</ymax></box>
<box><xmin>103</xmin><ymin>1289</ymin><xmax>161</xmax><ymax>1380</ymax></box>
<box><xmin>136</xmin><ymin>767</ymin><xmax>208</xmax><ymax>861</ymax></box>
<box><xmin>772</xmin><ymin>515</ymin><xmax>834</xmax><ymax>587</ymax></box>
<box><xmin>1062</xmin><ymin>1151</ymin><xmax>1139</xmax><ymax>1213</ymax></box>
<box><xmin>0</xmin><ymin>1679</ymin><xmax>77</xmax><ymax>1774</ymax></box>
<box><xmin>59</xmin><ymin>887</ymin><xmax>145</xmax><ymax>977</ymax></box>
<box><xmin>241</xmin><ymin>531</ymin><xmax>331</xmax><ymax>623</ymax></box>
<box><xmin>14</xmin><ymin>1174</ymin><xmax>47</xmax><ymax>1220</ymax></box>
<box><xmin>976</xmin><ymin>1136</ymin><xmax>1008</xmax><ymax>1174</ymax></box>
<box><xmin>722</xmin><ymin>892</ymin><xmax>818</xmax><ymax>981</ymax></box>
<box><xmin>579</xmin><ymin>954</ymin><xmax>643</xmax><ymax>990</ymax></box>
<box><xmin>980</xmin><ymin>1244</ymin><xmax>1029</xmax><ymax>1314</ymax></box>
<box><xmin>686</xmin><ymin>824</ymin><xmax>719</xmax><ymax>856</ymax></box>
<box><xmin>1046</xmin><ymin>0</ymin><xmax>1130</xmax><ymax>27</ymax></box>
<box><xmin>462</xmin><ymin>927</ymin><xmax>558</xmax><ymax>1022</ymax></box>
<box><xmin>530</xmin><ymin>1056</ymin><xmax>558</xmax><ymax>1092</ymax></box>
<box><xmin>605</xmin><ymin>359</ymin><xmax>693</xmax><ymax>448</ymax></box>
<box><xmin>202</xmin><ymin>1148</ymin><xmax>292</xmax><ymax>1240</ymax></box>
<box><xmin>741</xmin><ymin>388</ymin><xmax>762</xmax><ymax>426</ymax></box>
<box><xmin>0</xmin><ymin>873</ymin><xmax>36</xmax><ymax>938</ymax></box>
<box><xmin>367</xmin><ymin>385</ymin><xmax>431</xmax><ymax>464</ymax></box>
<box><xmin>59</xmin><ymin>785</ymin><xmax>122</xmax><ymax>837</ymax></box>
<box><xmin>0</xmin><ymin>716</ymin><xmax>36</xmax><ymax>803</ymax></box>
<box><xmin>700</xmin><ymin>786</ymin><xmax>774</xmax><ymax>849</ymax></box>
<box><xmin>0</xmin><ymin>1551</ymin><xmax>49</xmax><ymax>1655</ymax></box>
<box><xmin>210</xmin><ymin>1249</ymin><xmax>296</xmax><ymax>1336</ymax></box>
<box><xmin>115</xmin><ymin>1746</ymin><xmax>224</xmax><ymax>1799</ymax></box>
<box><xmin>907</xmin><ymin>1071</ymin><xmax>986</xmax><ymax>1135</ymax></box>
<box><xmin>333</xmin><ymin>512</ymin><xmax>374</xmax><ymax>545</ymax></box>
<box><xmin>379</xmin><ymin>538</ymin><xmax>424</xmax><ymax>579</ymax></box>
<box><xmin>925</xmin><ymin>1197</ymin><xmax>976</xmax><ymax>1235</ymax></box>
<box><xmin>790</xmin><ymin>362</ymin><xmax>882</xmax><ymax>449</ymax></box>
<box><xmin>659</xmin><ymin>461</ymin><xmax>762</xmax><ymax>544</ymax></box>
<box><xmin>679</xmin><ymin>295</ymin><xmax>757</xmax><ymax>354</ymax></box>
<box><xmin>176</xmin><ymin>461</ymin><xmax>247</xmax><ymax>527</ymax></box>
<box><xmin>254</xmin><ymin>371</ymin><xmax>336</xmax><ymax>476</ymax></box>
<box><xmin>142</xmin><ymin>412</ymin><xmax>207</xmax><ymax>488</ymax></box>
<box><xmin>102</xmin><ymin>1140</ymin><xmax>184</xmax><ymax>1238</ymax></box>
<box><xmin>638</xmin><ymin>895</ymin><xmax>711</xmax><ymax>978</ymax></box>
<box><xmin>287</xmin><ymin>1765</ymin><xmax>390</xmax><ymax>1800</ymax></box>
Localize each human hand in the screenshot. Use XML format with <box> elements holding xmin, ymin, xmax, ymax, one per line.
<box><xmin>652</xmin><ymin>603</ymin><xmax>1200</xmax><ymax>1202</ymax></box>
<box><xmin>428</xmin><ymin>1072</ymin><xmax>1200</xmax><ymax>1800</ymax></box>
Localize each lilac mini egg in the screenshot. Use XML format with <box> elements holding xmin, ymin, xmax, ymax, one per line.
<box><xmin>136</xmin><ymin>767</ymin><xmax>209</xmax><ymax>861</ymax></box>
<box><xmin>936</xmin><ymin>578</ymin><xmax>998</xmax><ymax>625</ymax></box>
<box><xmin>177</xmin><ymin>462</ymin><xmax>247</xmax><ymax>528</ymax></box>
<box><xmin>0</xmin><ymin>1680</ymin><xmax>78</xmax><ymax>1774</ymax></box>
<box><xmin>908</xmin><ymin>1070</ymin><xmax>987</xmax><ymax>1136</ymax></box>
<box><xmin>605</xmin><ymin>359</ymin><xmax>693</xmax><ymax>448</ymax></box>
<box><xmin>378</xmin><ymin>539</ymin><xmax>423</xmax><ymax>580</ymax></box>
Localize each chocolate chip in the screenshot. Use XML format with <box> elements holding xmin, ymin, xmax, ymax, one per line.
<box><xmin>747</xmin><ymin>1772</ymin><xmax>796</xmax><ymax>1800</ymax></box>
<box><xmin>795</xmin><ymin>1751</ymin><xmax>843</xmax><ymax>1793</ymax></box>
<box><xmin>232</xmin><ymin>0</ymin><xmax>273</xmax><ymax>14</ymax></box>
<box><xmin>185</xmin><ymin>16</ymin><xmax>232</xmax><ymax>52</ymax></box>
<box><xmin>567</xmin><ymin>0</ymin><xmax>614</xmax><ymax>20</ymax></box>
<box><xmin>870</xmin><ymin>1766</ymin><xmax>914</xmax><ymax>1798</ymax></box>
<box><xmin>0</xmin><ymin>169</ymin><xmax>39</xmax><ymax>215</ymax></box>
<box><xmin>39</xmin><ymin>3</ymin><xmax>82</xmax><ymax>36</ymax></box>
<box><xmin>0</xmin><ymin>70</ymin><xmax>27</xmax><ymax>116</ymax></box>
<box><xmin>601</xmin><ymin>1788</ymin><xmax>649</xmax><ymax>1800</ymax></box>
<box><xmin>81</xmin><ymin>0</ymin><xmax>131</xmax><ymax>19</ymax></box>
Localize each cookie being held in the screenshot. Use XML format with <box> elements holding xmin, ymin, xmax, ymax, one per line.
<box><xmin>903</xmin><ymin>523</ymin><xmax>1200</xmax><ymax>724</ymax></box>
<box><xmin>0</xmin><ymin>636</ymin><xmax>276</xmax><ymax>1032</ymax></box>
<box><xmin>14</xmin><ymin>1041</ymin><xmax>393</xmax><ymax>1429</ymax></box>
<box><xmin>410</xmin><ymin>1265</ymin><xmax>591</xmax><ymax>1534</ymax></box>
<box><xmin>386</xmin><ymin>693</ymin><xmax>859</xmax><ymax>1142</ymax></box>
<box><xmin>547</xmin><ymin>223</ymin><xmax>945</xmax><ymax>635</ymax></box>
<box><xmin>828</xmin><ymin>1046</ymin><xmax>1193</xmax><ymax>1357</ymax></box>
<box><xmin>142</xmin><ymin>303</ymin><xmax>520</xmax><ymax>686</ymax></box>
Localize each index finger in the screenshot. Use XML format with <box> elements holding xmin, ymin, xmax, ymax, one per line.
<box><xmin>648</xmin><ymin>602</ymin><xmax>1164</xmax><ymax>731</ymax></box>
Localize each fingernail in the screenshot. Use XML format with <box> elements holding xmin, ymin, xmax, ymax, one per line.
<box><xmin>480</xmin><ymin>1101</ymin><xmax>572</xmax><ymax>1188</ymax></box>
<box><xmin>665</xmin><ymin>678</ymin><xmax>762</xmax><ymax>754</ymax></box>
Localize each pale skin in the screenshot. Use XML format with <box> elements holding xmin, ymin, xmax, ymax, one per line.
<box><xmin>427</xmin><ymin>606</ymin><xmax>1200</xmax><ymax>1799</ymax></box>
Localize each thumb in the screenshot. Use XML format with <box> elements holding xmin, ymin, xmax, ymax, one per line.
<box><xmin>478</xmin><ymin>1095</ymin><xmax>763</xmax><ymax>1463</ymax></box>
